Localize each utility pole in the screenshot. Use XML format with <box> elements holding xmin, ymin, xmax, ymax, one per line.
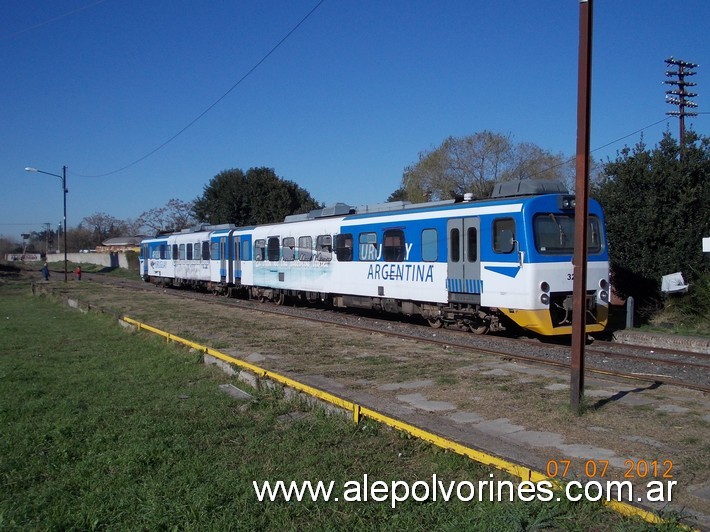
<box><xmin>44</xmin><ymin>222</ymin><xmax>51</xmax><ymax>257</ymax></box>
<box><xmin>664</xmin><ymin>57</ymin><xmax>699</xmax><ymax>149</ymax></box>
<box><xmin>571</xmin><ymin>0</ymin><xmax>593</xmax><ymax>414</ymax></box>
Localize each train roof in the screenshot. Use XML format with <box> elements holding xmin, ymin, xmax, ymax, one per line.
<box><xmin>142</xmin><ymin>179</ymin><xmax>578</xmax><ymax>240</ymax></box>
<box><xmin>285</xmin><ymin>179</ymin><xmax>570</xmax><ymax>223</ymax></box>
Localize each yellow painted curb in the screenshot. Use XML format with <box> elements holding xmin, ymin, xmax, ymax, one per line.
<box><xmin>122</xmin><ymin>315</ymin><xmax>675</xmax><ymax>527</ymax></box>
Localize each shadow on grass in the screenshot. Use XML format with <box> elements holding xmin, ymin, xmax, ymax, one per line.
<box><xmin>590</xmin><ymin>381</ymin><xmax>662</xmax><ymax>412</ymax></box>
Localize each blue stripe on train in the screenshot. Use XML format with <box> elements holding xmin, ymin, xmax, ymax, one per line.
<box><xmin>446</xmin><ymin>278</ymin><xmax>483</xmax><ymax>293</ymax></box>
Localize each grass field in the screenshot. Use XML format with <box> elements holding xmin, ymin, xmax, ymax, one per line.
<box><xmin>0</xmin><ymin>279</ymin><xmax>686</xmax><ymax>530</ymax></box>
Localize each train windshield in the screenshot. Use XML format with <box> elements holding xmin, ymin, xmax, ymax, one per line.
<box><xmin>533</xmin><ymin>214</ymin><xmax>602</xmax><ymax>254</ymax></box>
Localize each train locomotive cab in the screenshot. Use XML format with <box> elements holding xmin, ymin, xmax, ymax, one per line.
<box><xmin>459</xmin><ymin>180</ymin><xmax>610</xmax><ymax>336</ymax></box>
<box><xmin>139</xmin><ymin>236</ymin><xmax>172</xmax><ymax>283</ymax></box>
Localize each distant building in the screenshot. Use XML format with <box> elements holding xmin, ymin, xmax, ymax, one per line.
<box><xmin>96</xmin><ymin>236</ymin><xmax>146</xmax><ymax>253</ymax></box>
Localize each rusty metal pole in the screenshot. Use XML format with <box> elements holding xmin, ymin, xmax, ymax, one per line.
<box><xmin>571</xmin><ymin>0</ymin><xmax>593</xmax><ymax>414</ymax></box>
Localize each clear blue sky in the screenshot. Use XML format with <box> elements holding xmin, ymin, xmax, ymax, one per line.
<box><xmin>1</xmin><ymin>0</ymin><xmax>708</xmax><ymax>241</ymax></box>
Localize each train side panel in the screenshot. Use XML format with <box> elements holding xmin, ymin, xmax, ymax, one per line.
<box><xmin>139</xmin><ymin>237</ymin><xmax>174</xmax><ymax>281</ymax></box>
<box><xmin>170</xmin><ymin>231</ymin><xmax>211</xmax><ymax>284</ymax></box>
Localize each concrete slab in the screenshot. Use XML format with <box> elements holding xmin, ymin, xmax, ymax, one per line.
<box><xmin>447</xmin><ymin>411</ymin><xmax>485</xmax><ymax>424</ymax></box>
<box><xmin>245</xmin><ymin>352</ymin><xmax>266</xmax><ymax>362</ymax></box>
<box><xmin>612</xmin><ymin>394</ymin><xmax>655</xmax><ymax>406</ymax></box>
<box><xmin>395</xmin><ymin>393</ymin><xmax>456</xmax><ymax>412</ymax></box>
<box><xmin>378</xmin><ymin>379</ymin><xmax>435</xmax><ymax>391</ymax></box>
<box><xmin>507</xmin><ymin>430</ymin><xmax>564</xmax><ymax>447</ymax></box>
<box><xmin>472</xmin><ymin>418</ymin><xmax>525</xmax><ymax>436</ymax></box>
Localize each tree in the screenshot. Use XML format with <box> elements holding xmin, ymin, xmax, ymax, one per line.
<box><xmin>593</xmin><ymin>130</ymin><xmax>710</xmax><ymax>304</ymax></box>
<box><xmin>0</xmin><ymin>235</ymin><xmax>22</xmax><ymax>256</ymax></box>
<box><xmin>66</xmin><ymin>225</ymin><xmax>95</xmax><ymax>253</ymax></box>
<box><xmin>137</xmin><ymin>198</ymin><xmax>197</xmax><ymax>235</ymax></box>
<box><xmin>80</xmin><ymin>213</ymin><xmax>129</xmax><ymax>242</ymax></box>
<box><xmin>398</xmin><ymin>131</ymin><xmax>570</xmax><ymax>202</ymax></box>
<box><xmin>386</xmin><ymin>187</ymin><xmax>408</xmax><ymax>202</ymax></box>
<box><xmin>193</xmin><ymin>167</ymin><xmax>321</xmax><ymax>226</ymax></box>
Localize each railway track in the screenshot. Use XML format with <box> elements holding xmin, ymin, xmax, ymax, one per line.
<box><xmin>50</xmin><ymin>270</ymin><xmax>710</xmax><ymax>393</ymax></box>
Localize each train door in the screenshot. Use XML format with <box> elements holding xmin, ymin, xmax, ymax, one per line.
<box><xmin>233</xmin><ymin>235</ymin><xmax>241</xmax><ymax>284</ymax></box>
<box><xmin>446</xmin><ymin>217</ymin><xmax>481</xmax><ymax>302</ymax></box>
<box><xmin>141</xmin><ymin>243</ymin><xmax>148</xmax><ymax>278</ymax></box>
<box><xmin>219</xmin><ymin>236</ymin><xmax>228</xmax><ymax>283</ymax></box>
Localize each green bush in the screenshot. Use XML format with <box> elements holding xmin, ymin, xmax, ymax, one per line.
<box><xmin>650</xmin><ymin>270</ymin><xmax>710</xmax><ymax>335</ymax></box>
<box><xmin>124</xmin><ymin>250</ymin><xmax>139</xmax><ymax>271</ymax></box>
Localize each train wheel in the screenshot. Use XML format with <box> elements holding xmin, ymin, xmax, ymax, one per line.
<box><xmin>470</xmin><ymin>323</ymin><xmax>489</xmax><ymax>335</ymax></box>
<box><xmin>427</xmin><ymin>318</ymin><xmax>444</xmax><ymax>328</ymax></box>
<box><xmin>275</xmin><ymin>292</ymin><xmax>286</xmax><ymax>306</ymax></box>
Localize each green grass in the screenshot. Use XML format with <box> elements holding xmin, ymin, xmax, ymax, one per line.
<box><xmin>0</xmin><ymin>282</ymin><xmax>686</xmax><ymax>530</ymax></box>
<box><xmin>47</xmin><ymin>260</ymin><xmax>141</xmax><ymax>281</ymax></box>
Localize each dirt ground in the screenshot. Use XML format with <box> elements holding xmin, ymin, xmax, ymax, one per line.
<box><xmin>27</xmin><ymin>274</ymin><xmax>710</xmax><ymax>528</ymax></box>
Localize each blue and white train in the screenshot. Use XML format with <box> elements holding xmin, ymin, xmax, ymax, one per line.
<box><xmin>139</xmin><ymin>179</ymin><xmax>610</xmax><ymax>336</ymax></box>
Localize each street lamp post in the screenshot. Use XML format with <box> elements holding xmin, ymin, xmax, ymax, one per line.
<box><xmin>25</xmin><ymin>166</ymin><xmax>68</xmax><ymax>282</ymax></box>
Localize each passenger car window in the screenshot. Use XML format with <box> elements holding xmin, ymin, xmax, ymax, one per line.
<box><xmin>282</xmin><ymin>237</ymin><xmax>295</xmax><ymax>261</ymax></box>
<box><xmin>335</xmin><ymin>233</ymin><xmax>353</xmax><ymax>261</ymax></box>
<box><xmin>316</xmin><ymin>235</ymin><xmax>332</xmax><ymax>261</ymax></box>
<box><xmin>254</xmin><ymin>239</ymin><xmax>266</xmax><ymax>261</ymax></box>
<box><xmin>383</xmin><ymin>229</ymin><xmax>405</xmax><ymax>262</ymax></box>
<box><xmin>267</xmin><ymin>237</ymin><xmax>280</xmax><ymax>261</ymax></box>
<box><xmin>298</xmin><ymin>236</ymin><xmax>313</xmax><ymax>261</ymax></box>
<box><xmin>422</xmin><ymin>229</ymin><xmax>437</xmax><ymax>262</ymax></box>
<box><xmin>241</xmin><ymin>240</ymin><xmax>251</xmax><ymax>261</ymax></box>
<box><xmin>358</xmin><ymin>232</ymin><xmax>378</xmax><ymax>261</ymax></box>
<box><xmin>449</xmin><ymin>228</ymin><xmax>460</xmax><ymax>262</ymax></box>
<box><xmin>467</xmin><ymin>228</ymin><xmax>477</xmax><ymax>262</ymax></box>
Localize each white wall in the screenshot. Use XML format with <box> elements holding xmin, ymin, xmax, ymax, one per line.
<box><xmin>46</xmin><ymin>252</ymin><xmax>131</xmax><ymax>269</ymax></box>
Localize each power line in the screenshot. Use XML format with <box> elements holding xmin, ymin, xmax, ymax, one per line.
<box><xmin>0</xmin><ymin>223</ymin><xmax>48</xmax><ymax>226</ymax></box>
<box><xmin>523</xmin><ymin>116</ymin><xmax>674</xmax><ymax>180</ymax></box>
<box><xmin>1</xmin><ymin>0</ymin><xmax>110</xmax><ymax>41</ymax></box>
<box><xmin>590</xmin><ymin>117</ymin><xmax>671</xmax><ymax>154</ymax></box>
<box><xmin>74</xmin><ymin>0</ymin><xmax>327</xmax><ymax>179</ymax></box>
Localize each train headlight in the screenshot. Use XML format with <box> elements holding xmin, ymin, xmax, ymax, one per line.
<box><xmin>540</xmin><ymin>281</ymin><xmax>550</xmax><ymax>305</ymax></box>
<box><xmin>599</xmin><ymin>278</ymin><xmax>609</xmax><ymax>291</ymax></box>
<box><xmin>599</xmin><ymin>290</ymin><xmax>609</xmax><ymax>303</ymax></box>
<box><xmin>557</xmin><ymin>195</ymin><xmax>576</xmax><ymax>210</ymax></box>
